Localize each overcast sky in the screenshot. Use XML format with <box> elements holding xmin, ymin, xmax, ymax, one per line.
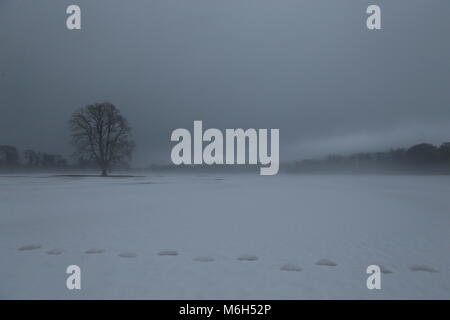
<box><xmin>1</xmin><ymin>0</ymin><xmax>450</xmax><ymax>165</ymax></box>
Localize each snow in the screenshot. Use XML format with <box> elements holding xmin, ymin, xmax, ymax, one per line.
<box><xmin>1</xmin><ymin>173</ymin><xmax>450</xmax><ymax>299</ymax></box>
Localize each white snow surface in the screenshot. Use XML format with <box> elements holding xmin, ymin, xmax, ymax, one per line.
<box><xmin>1</xmin><ymin>173</ymin><xmax>450</xmax><ymax>299</ymax></box>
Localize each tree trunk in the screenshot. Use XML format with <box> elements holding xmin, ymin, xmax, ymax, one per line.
<box><xmin>101</xmin><ymin>167</ymin><xmax>108</xmax><ymax>177</ymax></box>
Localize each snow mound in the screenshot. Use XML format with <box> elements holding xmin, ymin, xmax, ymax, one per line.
<box><xmin>18</xmin><ymin>244</ymin><xmax>42</xmax><ymax>251</ymax></box>
<box><xmin>46</xmin><ymin>249</ymin><xmax>64</xmax><ymax>255</ymax></box>
<box><xmin>237</xmin><ymin>254</ymin><xmax>258</xmax><ymax>261</ymax></box>
<box><xmin>158</xmin><ymin>250</ymin><xmax>178</xmax><ymax>256</ymax></box>
<box><xmin>409</xmin><ymin>265</ymin><xmax>439</xmax><ymax>273</ymax></box>
<box><xmin>193</xmin><ymin>256</ymin><xmax>214</xmax><ymax>262</ymax></box>
<box><xmin>84</xmin><ymin>248</ymin><xmax>105</xmax><ymax>254</ymax></box>
<box><xmin>379</xmin><ymin>265</ymin><xmax>393</xmax><ymax>274</ymax></box>
<box><xmin>118</xmin><ymin>252</ymin><xmax>138</xmax><ymax>258</ymax></box>
<box><xmin>315</xmin><ymin>259</ymin><xmax>338</xmax><ymax>267</ymax></box>
<box><xmin>280</xmin><ymin>263</ymin><xmax>302</xmax><ymax>272</ymax></box>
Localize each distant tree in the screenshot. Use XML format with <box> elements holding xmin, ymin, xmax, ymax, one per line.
<box><xmin>41</xmin><ymin>153</ymin><xmax>55</xmax><ymax>167</ymax></box>
<box><xmin>407</xmin><ymin>143</ymin><xmax>438</xmax><ymax>165</ymax></box>
<box><xmin>438</xmin><ymin>142</ymin><xmax>450</xmax><ymax>163</ymax></box>
<box><xmin>389</xmin><ymin>148</ymin><xmax>407</xmax><ymax>164</ymax></box>
<box><xmin>69</xmin><ymin>102</ymin><xmax>135</xmax><ymax>176</ymax></box>
<box><xmin>0</xmin><ymin>145</ymin><xmax>20</xmax><ymax>167</ymax></box>
<box><xmin>54</xmin><ymin>155</ymin><xmax>68</xmax><ymax>167</ymax></box>
<box><xmin>23</xmin><ymin>149</ymin><xmax>39</xmax><ymax>166</ymax></box>
<box><xmin>41</xmin><ymin>153</ymin><xmax>56</xmax><ymax>167</ymax></box>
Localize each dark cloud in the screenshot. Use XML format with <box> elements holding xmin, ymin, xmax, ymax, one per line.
<box><xmin>1</xmin><ymin>0</ymin><xmax>450</xmax><ymax>165</ymax></box>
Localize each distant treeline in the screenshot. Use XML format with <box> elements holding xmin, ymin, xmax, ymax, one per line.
<box><xmin>0</xmin><ymin>145</ymin><xmax>132</xmax><ymax>172</ymax></box>
<box><xmin>3</xmin><ymin>142</ymin><xmax>450</xmax><ymax>174</ymax></box>
<box><xmin>289</xmin><ymin>142</ymin><xmax>450</xmax><ymax>174</ymax></box>
<box><xmin>0</xmin><ymin>145</ymin><xmax>69</xmax><ymax>169</ymax></box>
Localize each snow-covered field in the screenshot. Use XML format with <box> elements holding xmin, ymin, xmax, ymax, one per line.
<box><xmin>1</xmin><ymin>173</ymin><xmax>450</xmax><ymax>299</ymax></box>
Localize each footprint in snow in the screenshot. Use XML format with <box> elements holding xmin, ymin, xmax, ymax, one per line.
<box><xmin>193</xmin><ymin>256</ymin><xmax>214</xmax><ymax>262</ymax></box>
<box><xmin>84</xmin><ymin>248</ymin><xmax>105</xmax><ymax>254</ymax></box>
<box><xmin>280</xmin><ymin>263</ymin><xmax>302</xmax><ymax>272</ymax></box>
<box><xmin>315</xmin><ymin>259</ymin><xmax>338</xmax><ymax>267</ymax></box>
<box><xmin>158</xmin><ymin>250</ymin><xmax>178</xmax><ymax>256</ymax></box>
<box><xmin>118</xmin><ymin>252</ymin><xmax>138</xmax><ymax>258</ymax></box>
<box><xmin>18</xmin><ymin>244</ymin><xmax>42</xmax><ymax>251</ymax></box>
<box><xmin>409</xmin><ymin>265</ymin><xmax>439</xmax><ymax>273</ymax></box>
<box><xmin>47</xmin><ymin>249</ymin><xmax>64</xmax><ymax>255</ymax></box>
<box><xmin>237</xmin><ymin>254</ymin><xmax>258</xmax><ymax>261</ymax></box>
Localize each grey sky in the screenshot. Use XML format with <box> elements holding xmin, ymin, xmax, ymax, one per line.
<box><xmin>1</xmin><ymin>0</ymin><xmax>450</xmax><ymax>165</ymax></box>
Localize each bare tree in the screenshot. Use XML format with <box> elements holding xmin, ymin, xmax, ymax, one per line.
<box><xmin>69</xmin><ymin>102</ymin><xmax>135</xmax><ymax>176</ymax></box>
